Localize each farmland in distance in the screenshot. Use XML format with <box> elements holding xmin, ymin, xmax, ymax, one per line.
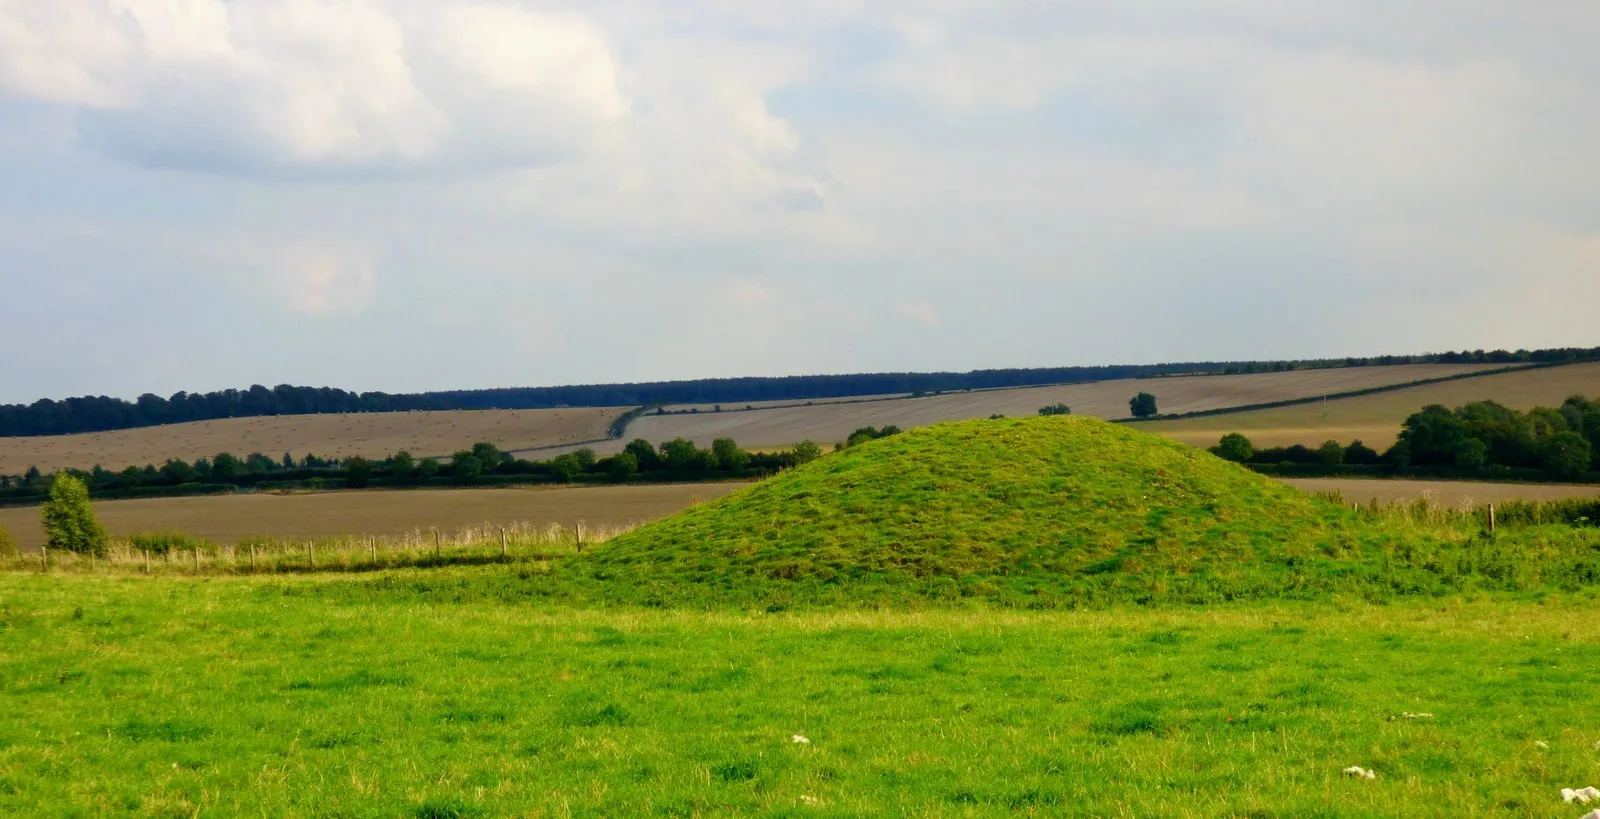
<box><xmin>522</xmin><ymin>363</ymin><xmax>1502</xmax><ymax>458</ymax></box>
<box><xmin>1134</xmin><ymin>361</ymin><xmax>1600</xmax><ymax>450</ymax></box>
<box><xmin>0</xmin><ymin>482</ymin><xmax>744</xmax><ymax>551</ymax></box>
<box><xmin>0</xmin><ymin>407</ymin><xmax>623</xmax><ymax>475</ymax></box>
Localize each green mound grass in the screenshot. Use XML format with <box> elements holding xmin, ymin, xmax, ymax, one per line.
<box><xmin>590</xmin><ymin>417</ymin><xmax>1363</xmax><ymax>604</ymax></box>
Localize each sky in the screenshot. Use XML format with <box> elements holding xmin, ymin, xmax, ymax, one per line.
<box><xmin>1</xmin><ymin>0</ymin><xmax>1597</xmax><ymax>404</ymax></box>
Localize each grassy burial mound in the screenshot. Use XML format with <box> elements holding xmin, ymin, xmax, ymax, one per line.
<box><xmin>590</xmin><ymin>416</ymin><xmax>1375</xmax><ymax>604</ymax></box>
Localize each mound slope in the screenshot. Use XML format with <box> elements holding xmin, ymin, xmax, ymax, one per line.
<box><xmin>592</xmin><ymin>417</ymin><xmax>1342</xmax><ymax>596</ymax></box>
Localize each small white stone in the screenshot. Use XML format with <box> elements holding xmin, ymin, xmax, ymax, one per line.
<box><xmin>1564</xmin><ymin>788</ymin><xmax>1580</xmax><ymax>803</ymax></box>
<box><xmin>800</xmin><ymin>795</ymin><xmax>821</xmax><ymax>805</ymax></box>
<box><xmin>1580</xmin><ymin>810</ymin><xmax>1600</xmax><ymax>819</ymax></box>
<box><xmin>791</xmin><ymin>734</ymin><xmax>810</xmax><ymax>744</ymax></box>
<box><xmin>1343</xmin><ymin>766</ymin><xmax>1376</xmax><ymax>779</ymax></box>
<box><xmin>1400</xmin><ymin>712</ymin><xmax>1433</xmax><ymax>719</ymax></box>
<box><xmin>1536</xmin><ymin>740</ymin><xmax>1549</xmax><ymax>749</ymax></box>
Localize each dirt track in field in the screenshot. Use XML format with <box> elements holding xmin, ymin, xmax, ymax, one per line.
<box><xmin>0</xmin><ymin>408</ymin><xmax>622</xmax><ymax>474</ymax></box>
<box><xmin>1135</xmin><ymin>362</ymin><xmax>1600</xmax><ymax>450</ymax></box>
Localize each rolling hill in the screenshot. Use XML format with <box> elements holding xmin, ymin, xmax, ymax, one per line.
<box><xmin>1133</xmin><ymin>361</ymin><xmax>1600</xmax><ymax>449</ymax></box>
<box><xmin>586</xmin><ymin>416</ymin><xmax>1354</xmax><ymax>604</ymax></box>
<box><xmin>520</xmin><ymin>363</ymin><xmax>1502</xmax><ymax>458</ymax></box>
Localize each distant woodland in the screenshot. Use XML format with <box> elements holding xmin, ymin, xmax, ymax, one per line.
<box><xmin>4</xmin><ymin>346</ymin><xmax>1598</xmax><ymax>437</ymax></box>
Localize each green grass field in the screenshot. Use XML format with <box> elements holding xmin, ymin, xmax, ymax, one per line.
<box><xmin>3</xmin><ymin>572</ymin><xmax>1600</xmax><ymax>816</ymax></box>
<box><xmin>7</xmin><ymin>417</ymin><xmax>1600</xmax><ymax>816</ymax></box>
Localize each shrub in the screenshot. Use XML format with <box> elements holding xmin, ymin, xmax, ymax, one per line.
<box><xmin>41</xmin><ymin>474</ymin><xmax>108</xmax><ymax>556</ymax></box>
<box><xmin>792</xmin><ymin>441</ymin><xmax>822</xmax><ymax>464</ymax></box>
<box><xmin>1129</xmin><ymin>392</ymin><xmax>1158</xmax><ymax>418</ymax></box>
<box><xmin>1214</xmin><ymin>433</ymin><xmax>1254</xmax><ymax>462</ymax></box>
<box><xmin>0</xmin><ymin>524</ymin><xmax>17</xmax><ymax>558</ymax></box>
<box><xmin>1038</xmin><ymin>403</ymin><xmax>1071</xmax><ymax>416</ymax></box>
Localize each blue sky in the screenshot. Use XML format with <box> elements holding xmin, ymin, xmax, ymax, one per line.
<box><xmin>1</xmin><ymin>1</ymin><xmax>1597</xmax><ymax>404</ymax></box>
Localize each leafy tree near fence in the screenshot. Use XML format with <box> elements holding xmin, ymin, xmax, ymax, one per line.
<box><xmin>1038</xmin><ymin>403</ymin><xmax>1071</xmax><ymax>416</ymax></box>
<box><xmin>41</xmin><ymin>474</ymin><xmax>108</xmax><ymax>556</ymax></box>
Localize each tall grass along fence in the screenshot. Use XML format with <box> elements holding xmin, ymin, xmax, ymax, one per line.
<box><xmin>10</xmin><ymin>521</ymin><xmax>632</xmax><ymax>576</ymax></box>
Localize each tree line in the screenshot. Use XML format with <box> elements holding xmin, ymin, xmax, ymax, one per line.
<box><xmin>0</xmin><ymin>437</ymin><xmax>829</xmax><ymax>505</ymax></box>
<box><xmin>1211</xmin><ymin>395</ymin><xmax>1600</xmax><ymax>480</ymax></box>
<box><xmin>9</xmin><ymin>346</ymin><xmax>1597</xmax><ymax>438</ymax></box>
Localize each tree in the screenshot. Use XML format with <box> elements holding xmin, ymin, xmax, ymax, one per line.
<box><xmin>451</xmin><ymin>450</ymin><xmax>484</xmax><ymax>479</ymax></box>
<box><xmin>625</xmin><ymin>439</ymin><xmax>661</xmax><ymax>471</ymax></box>
<box><xmin>160</xmin><ymin>458</ymin><xmax>197</xmax><ymax>485</ymax></box>
<box><xmin>792</xmin><ymin>440</ymin><xmax>822</xmax><ymax>465</ymax></box>
<box><xmin>0</xmin><ymin>523</ymin><xmax>16</xmax><ymax>558</ymax></box>
<box><xmin>41</xmin><ymin>474</ymin><xmax>107</xmax><ymax>556</ymax></box>
<box><xmin>416</xmin><ymin>457</ymin><xmax>441</xmax><ymax>480</ymax></box>
<box><xmin>471</xmin><ymin>442</ymin><xmax>502</xmax><ymax>474</ymax></box>
<box><xmin>572</xmin><ymin>448</ymin><xmax>597</xmax><ymax>471</ymax></box>
<box><xmin>660</xmin><ymin>438</ymin><xmax>701</xmax><ymax>471</ymax></box>
<box><xmin>1345</xmin><ymin>440</ymin><xmax>1381</xmax><ymax>465</ymax></box>
<box><xmin>390</xmin><ymin>451</ymin><xmax>415</xmax><ymax>481</ymax></box>
<box><xmin>607</xmin><ymin>451</ymin><xmax>638</xmax><ymax>482</ymax></box>
<box><xmin>1316</xmin><ymin>440</ymin><xmax>1346</xmax><ymax>466</ymax></box>
<box><xmin>1452</xmin><ymin>438</ymin><xmax>1487</xmax><ymax>469</ymax></box>
<box><xmin>1214</xmin><ymin>433</ymin><xmax>1254</xmax><ymax>463</ymax></box>
<box><xmin>1540</xmin><ymin>431</ymin><xmax>1592</xmax><ymax>478</ymax></box>
<box><xmin>281</xmin><ymin>451</ymin><xmax>295</xmax><ymax>469</ymax></box>
<box><xmin>549</xmin><ymin>454</ymin><xmax>582</xmax><ymax>482</ymax></box>
<box><xmin>346</xmin><ymin>456</ymin><xmax>373</xmax><ymax>488</ymax></box>
<box><xmin>712</xmin><ymin>438</ymin><xmax>749</xmax><ymax>471</ymax></box>
<box><xmin>1037</xmin><ymin>403</ymin><xmax>1071</xmax><ymax>416</ymax></box>
<box><xmin>1129</xmin><ymin>392</ymin><xmax>1158</xmax><ymax>418</ymax></box>
<box><xmin>245</xmin><ymin>452</ymin><xmax>276</xmax><ymax>473</ymax></box>
<box><xmin>212</xmin><ymin>452</ymin><xmax>241</xmax><ymax>481</ymax></box>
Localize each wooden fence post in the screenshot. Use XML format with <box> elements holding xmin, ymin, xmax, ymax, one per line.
<box><xmin>249</xmin><ymin>544</ymin><xmax>256</xmax><ymax>571</ymax></box>
<box><xmin>1489</xmin><ymin>503</ymin><xmax>1496</xmax><ymax>533</ymax></box>
<box><xmin>500</xmin><ymin>527</ymin><xmax>507</xmax><ymax>560</ymax></box>
<box><xmin>143</xmin><ymin>549</ymin><xmax>150</xmax><ymax>574</ymax></box>
<box><xmin>194</xmin><ymin>548</ymin><xmax>200</xmax><ymax>572</ymax></box>
<box><xmin>307</xmin><ymin>541</ymin><xmax>314</xmax><ymax>569</ymax></box>
<box><xmin>434</xmin><ymin>530</ymin><xmax>441</xmax><ymax>559</ymax></box>
<box><xmin>40</xmin><ymin>545</ymin><xmax>47</xmax><ymax>572</ymax></box>
<box><xmin>369</xmin><ymin>537</ymin><xmax>376</xmax><ymax>562</ymax></box>
<box><xmin>574</xmin><ymin>524</ymin><xmax>582</xmax><ymax>553</ymax></box>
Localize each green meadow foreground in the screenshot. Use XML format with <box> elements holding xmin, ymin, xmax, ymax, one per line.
<box><xmin>4</xmin><ymin>573</ymin><xmax>1600</xmax><ymax>817</ymax></box>
<box><xmin>6</xmin><ymin>417</ymin><xmax>1600</xmax><ymax>816</ymax></box>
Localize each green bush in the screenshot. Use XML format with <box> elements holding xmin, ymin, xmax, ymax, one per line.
<box><xmin>41</xmin><ymin>474</ymin><xmax>108</xmax><ymax>556</ymax></box>
<box><xmin>0</xmin><ymin>524</ymin><xmax>17</xmax><ymax>558</ymax></box>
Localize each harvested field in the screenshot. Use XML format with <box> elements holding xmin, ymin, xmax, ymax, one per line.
<box><xmin>520</xmin><ymin>364</ymin><xmax>1501</xmax><ymax>457</ymax></box>
<box><xmin>0</xmin><ymin>407</ymin><xmax>623</xmax><ymax>475</ymax></box>
<box><xmin>0</xmin><ymin>482</ymin><xmax>747</xmax><ymax>551</ymax></box>
<box><xmin>1284</xmin><ymin>478</ymin><xmax>1599</xmax><ymax>507</ymax></box>
<box><xmin>1135</xmin><ymin>361</ymin><xmax>1600</xmax><ymax>450</ymax></box>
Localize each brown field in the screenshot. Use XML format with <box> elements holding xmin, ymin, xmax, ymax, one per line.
<box><xmin>0</xmin><ymin>482</ymin><xmax>749</xmax><ymax>551</ymax></box>
<box><xmin>1134</xmin><ymin>361</ymin><xmax>1600</xmax><ymax>450</ymax></box>
<box><xmin>1284</xmin><ymin>478</ymin><xmax>1600</xmax><ymax>507</ymax></box>
<box><xmin>0</xmin><ymin>407</ymin><xmax>623</xmax><ymax>475</ymax></box>
<box><xmin>518</xmin><ymin>364</ymin><xmax>1501</xmax><ymax>458</ymax></box>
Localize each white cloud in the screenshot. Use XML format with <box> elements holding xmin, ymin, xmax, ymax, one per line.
<box><xmin>0</xmin><ymin>0</ymin><xmax>625</xmax><ymax>173</ymax></box>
